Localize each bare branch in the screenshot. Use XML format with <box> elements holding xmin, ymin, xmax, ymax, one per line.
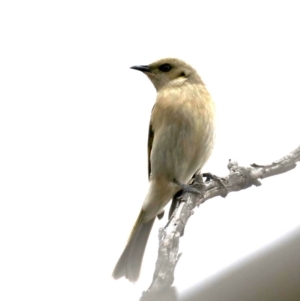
<box><xmin>145</xmin><ymin>144</ymin><xmax>300</xmax><ymax>293</ymax></box>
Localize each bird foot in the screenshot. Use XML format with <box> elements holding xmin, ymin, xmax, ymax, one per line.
<box><xmin>169</xmin><ymin>178</ymin><xmax>204</xmax><ymax>219</ymax></box>
<box><xmin>172</xmin><ymin>179</ymin><xmax>204</xmax><ymax>195</ymax></box>
<box><xmin>202</xmin><ymin>172</ymin><xmax>228</xmax><ymax>197</ymax></box>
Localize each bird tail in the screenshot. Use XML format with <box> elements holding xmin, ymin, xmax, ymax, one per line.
<box><xmin>112</xmin><ymin>210</ymin><xmax>155</xmax><ymax>282</ymax></box>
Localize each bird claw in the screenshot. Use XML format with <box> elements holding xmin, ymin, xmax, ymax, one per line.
<box><xmin>172</xmin><ymin>179</ymin><xmax>204</xmax><ymax>196</ymax></box>
<box><xmin>202</xmin><ymin>172</ymin><xmax>228</xmax><ymax>197</ymax></box>
<box><xmin>169</xmin><ymin>178</ymin><xmax>204</xmax><ymax>220</ymax></box>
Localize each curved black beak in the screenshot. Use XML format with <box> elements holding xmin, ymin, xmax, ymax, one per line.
<box><xmin>130</xmin><ymin>65</ymin><xmax>152</xmax><ymax>73</ymax></box>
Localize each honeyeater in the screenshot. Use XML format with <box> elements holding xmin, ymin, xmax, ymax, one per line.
<box><xmin>112</xmin><ymin>58</ymin><xmax>215</xmax><ymax>282</ymax></box>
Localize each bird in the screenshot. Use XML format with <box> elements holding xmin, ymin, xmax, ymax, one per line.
<box><xmin>112</xmin><ymin>58</ymin><xmax>215</xmax><ymax>282</ymax></box>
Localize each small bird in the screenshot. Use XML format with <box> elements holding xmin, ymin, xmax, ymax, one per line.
<box><xmin>112</xmin><ymin>58</ymin><xmax>215</xmax><ymax>282</ymax></box>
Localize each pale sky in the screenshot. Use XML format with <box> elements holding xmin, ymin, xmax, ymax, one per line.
<box><xmin>1</xmin><ymin>1</ymin><xmax>300</xmax><ymax>300</ymax></box>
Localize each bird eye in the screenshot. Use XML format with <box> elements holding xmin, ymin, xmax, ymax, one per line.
<box><xmin>159</xmin><ymin>64</ymin><xmax>172</xmax><ymax>72</ymax></box>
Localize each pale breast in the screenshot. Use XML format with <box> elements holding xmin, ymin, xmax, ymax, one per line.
<box><xmin>150</xmin><ymin>83</ymin><xmax>215</xmax><ymax>183</ymax></box>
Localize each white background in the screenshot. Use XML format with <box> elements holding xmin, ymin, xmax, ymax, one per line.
<box><xmin>1</xmin><ymin>1</ymin><xmax>300</xmax><ymax>300</ymax></box>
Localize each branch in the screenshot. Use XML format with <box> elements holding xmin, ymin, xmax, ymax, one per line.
<box><xmin>144</xmin><ymin>144</ymin><xmax>300</xmax><ymax>295</ymax></box>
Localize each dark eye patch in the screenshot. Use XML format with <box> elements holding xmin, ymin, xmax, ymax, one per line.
<box><xmin>159</xmin><ymin>64</ymin><xmax>172</xmax><ymax>72</ymax></box>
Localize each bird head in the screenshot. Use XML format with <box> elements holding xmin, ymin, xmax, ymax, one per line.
<box><xmin>131</xmin><ymin>58</ymin><xmax>203</xmax><ymax>91</ymax></box>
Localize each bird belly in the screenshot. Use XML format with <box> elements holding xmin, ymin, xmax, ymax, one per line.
<box><xmin>150</xmin><ymin>109</ymin><xmax>214</xmax><ymax>184</ymax></box>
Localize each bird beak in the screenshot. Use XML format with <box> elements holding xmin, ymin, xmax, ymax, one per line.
<box><xmin>130</xmin><ymin>65</ymin><xmax>152</xmax><ymax>73</ymax></box>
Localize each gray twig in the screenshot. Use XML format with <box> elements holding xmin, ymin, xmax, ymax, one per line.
<box><xmin>145</xmin><ymin>144</ymin><xmax>300</xmax><ymax>293</ymax></box>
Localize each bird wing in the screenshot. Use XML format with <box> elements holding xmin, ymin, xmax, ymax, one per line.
<box><xmin>147</xmin><ymin>105</ymin><xmax>164</xmax><ymax>220</ymax></box>
<box><xmin>147</xmin><ymin>116</ymin><xmax>154</xmax><ymax>180</ymax></box>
